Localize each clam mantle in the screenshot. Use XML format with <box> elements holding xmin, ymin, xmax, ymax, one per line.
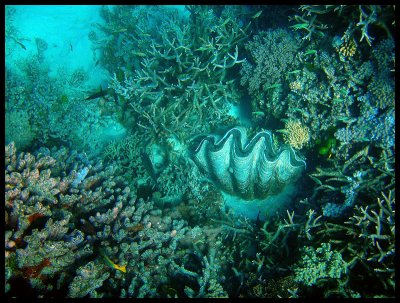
<box><xmin>192</xmin><ymin>128</ymin><xmax>306</xmax><ymax>200</ymax></box>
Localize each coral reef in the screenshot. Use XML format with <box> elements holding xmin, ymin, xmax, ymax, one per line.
<box><xmin>5</xmin><ymin>4</ymin><xmax>395</xmax><ymax>299</ymax></box>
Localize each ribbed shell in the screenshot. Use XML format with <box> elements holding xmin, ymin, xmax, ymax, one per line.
<box><xmin>192</xmin><ymin>128</ymin><xmax>306</xmax><ymax>200</ymax></box>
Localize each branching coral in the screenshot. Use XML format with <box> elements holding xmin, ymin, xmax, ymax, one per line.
<box><xmin>104</xmin><ymin>6</ymin><xmax>248</xmax><ymax>145</ymax></box>
<box><xmin>318</xmin><ymin>190</ymin><xmax>395</xmax><ymax>296</ymax></box>
<box><xmin>290</xmin><ymin>5</ymin><xmax>394</xmax><ymax>46</ymax></box>
<box><xmin>5</xmin><ymin>142</ymin><xmax>230</xmax><ymax>298</ymax></box>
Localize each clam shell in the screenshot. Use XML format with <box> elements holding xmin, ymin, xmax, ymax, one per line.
<box><xmin>192</xmin><ymin>128</ymin><xmax>306</xmax><ymax>200</ymax></box>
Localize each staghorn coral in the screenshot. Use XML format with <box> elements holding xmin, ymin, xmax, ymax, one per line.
<box><xmin>290</xmin><ymin>5</ymin><xmax>394</xmax><ymax>46</ymax></box>
<box><xmin>315</xmin><ymin>190</ymin><xmax>395</xmax><ymax>297</ymax></box>
<box><xmin>175</xmin><ymin>242</ymin><xmax>228</xmax><ymax>298</ymax></box>
<box><xmin>104</xmin><ymin>5</ymin><xmax>247</xmax><ymax>145</ymax></box>
<box><xmin>344</xmin><ymin>191</ymin><xmax>395</xmax><ymax>292</ymax></box>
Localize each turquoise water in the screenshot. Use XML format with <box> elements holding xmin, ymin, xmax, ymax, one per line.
<box><xmin>5</xmin><ymin>5</ymin><xmax>395</xmax><ymax>298</ymax></box>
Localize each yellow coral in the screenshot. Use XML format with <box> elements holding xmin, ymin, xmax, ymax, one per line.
<box><xmin>338</xmin><ymin>38</ymin><xmax>357</xmax><ymax>58</ymax></box>
<box><xmin>289</xmin><ymin>80</ymin><xmax>302</xmax><ymax>93</ymax></box>
<box><xmin>283</xmin><ymin>120</ymin><xmax>310</xmax><ymax>149</ymax></box>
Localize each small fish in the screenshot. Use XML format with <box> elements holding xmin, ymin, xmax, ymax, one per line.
<box><xmin>252</xmin><ymin>111</ymin><xmax>265</xmax><ymax>117</ymax></box>
<box><xmin>132</xmin><ymin>51</ymin><xmax>147</xmax><ymax>57</ymax></box>
<box><xmin>126</xmin><ymin>223</ymin><xmax>144</xmax><ymax>234</ymax></box>
<box><xmin>70</xmin><ymin>42</ymin><xmax>73</xmax><ymax>52</ymax></box>
<box><xmin>112</xmin><ymin>28</ymin><xmax>128</xmax><ymax>34</ymax></box>
<box><xmin>195</xmin><ymin>46</ymin><xmax>210</xmax><ymax>52</ymax></box>
<box><xmin>85</xmin><ymin>87</ymin><xmax>113</xmax><ymax>101</ymax></box>
<box><xmin>266</xmin><ymin>83</ymin><xmax>282</xmax><ymax>90</ymax></box>
<box><xmin>287</xmin><ymin>70</ymin><xmax>301</xmax><ymax>74</ymax></box>
<box><xmin>140</xmin><ymin>149</ymin><xmax>158</xmax><ymax>185</ymax></box>
<box><xmin>290</xmin><ymin>23</ymin><xmax>309</xmax><ymax>30</ymax></box>
<box><xmin>138</xmin><ymin>33</ymin><xmax>151</xmax><ymax>37</ymax></box>
<box><xmin>11</xmin><ymin>36</ymin><xmax>27</xmax><ymax>50</ymax></box>
<box><xmin>220</xmin><ymin>17</ymin><xmax>231</xmax><ymax>27</ymax></box>
<box><xmin>251</xmin><ymin>10</ymin><xmax>263</xmax><ymax>19</ymax></box>
<box><xmin>304</xmin><ymin>49</ymin><xmax>317</xmax><ymax>55</ymax></box>
<box><xmin>336</xmin><ymin>116</ymin><xmax>356</xmax><ymax>122</ymax></box>
<box><xmin>99</xmin><ymin>248</ymin><xmax>126</xmax><ymax>273</ymax></box>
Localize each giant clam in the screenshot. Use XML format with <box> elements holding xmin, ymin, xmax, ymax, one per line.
<box><xmin>191</xmin><ymin>127</ymin><xmax>306</xmax><ymax>200</ymax></box>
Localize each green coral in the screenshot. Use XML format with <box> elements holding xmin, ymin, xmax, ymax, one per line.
<box><xmin>294</xmin><ymin>242</ymin><xmax>347</xmax><ymax>287</ymax></box>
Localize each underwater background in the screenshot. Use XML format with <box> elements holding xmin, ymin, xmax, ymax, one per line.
<box><xmin>4</xmin><ymin>5</ymin><xmax>395</xmax><ymax>298</ymax></box>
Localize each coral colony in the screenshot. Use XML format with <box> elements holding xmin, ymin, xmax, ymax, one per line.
<box><xmin>5</xmin><ymin>5</ymin><xmax>395</xmax><ymax>298</ymax></box>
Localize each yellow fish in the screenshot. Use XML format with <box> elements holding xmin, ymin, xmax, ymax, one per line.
<box><xmin>100</xmin><ymin>248</ymin><xmax>127</xmax><ymax>273</ymax></box>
